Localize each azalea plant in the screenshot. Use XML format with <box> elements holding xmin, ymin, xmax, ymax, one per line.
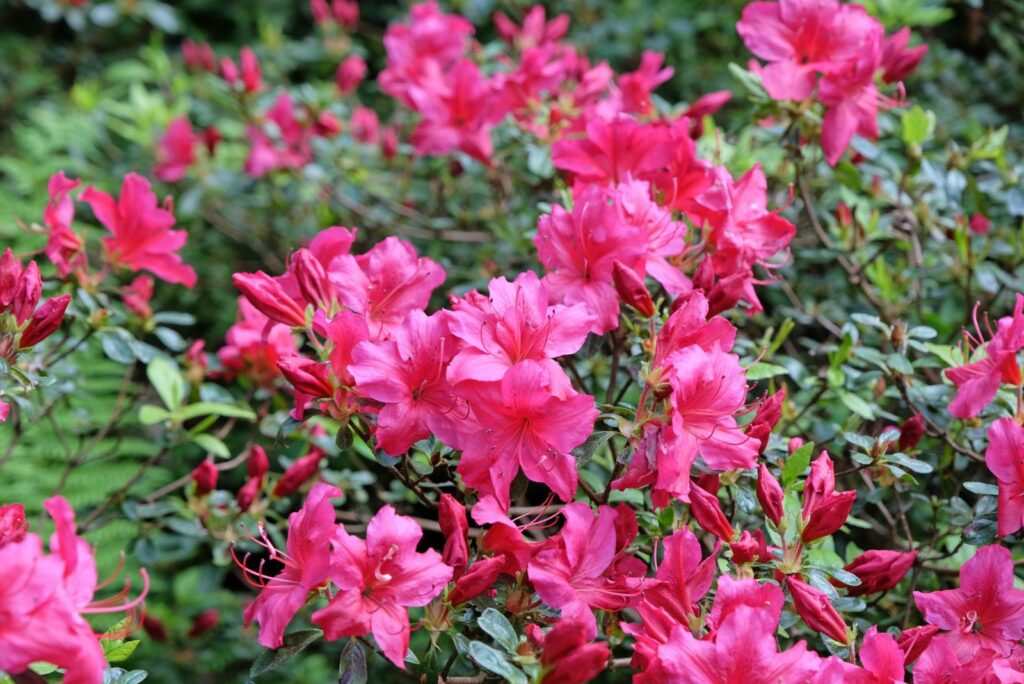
<box><xmin>3</xmin><ymin>0</ymin><xmax>1024</xmax><ymax>682</ymax></box>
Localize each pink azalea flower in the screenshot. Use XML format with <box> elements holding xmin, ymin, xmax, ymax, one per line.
<box><xmin>986</xmin><ymin>417</ymin><xmax>1024</xmax><ymax>537</ymax></box>
<box><xmin>551</xmin><ymin>114</ymin><xmax>673</xmax><ymax>186</ymax></box>
<box><xmin>493</xmin><ymin>5</ymin><xmax>569</xmax><ymax>49</ymax></box>
<box><xmin>913</xmin><ymin>545</ymin><xmax>1024</xmax><ymax>658</ymax></box>
<box><xmin>455</xmin><ymin>361</ymin><xmax>597</xmax><ymax>507</ymax></box>
<box><xmin>240</xmin><ymin>482</ymin><xmax>341</xmax><ymax>648</ymax></box>
<box><xmin>350</xmin><ymin>106</ymin><xmax>380</xmax><ymax>144</ymax></box>
<box><xmin>618</xmin><ymin>51</ymin><xmax>675</xmax><ymax>117</ymax></box>
<box><xmin>528</xmin><ymin>503</ymin><xmax>645</xmax><ymax>638</ymax></box>
<box><xmin>858</xmin><ymin>626</ymin><xmax>907</xmax><ymax>683</ymax></box>
<box><xmin>535</xmin><ymin>185</ymin><xmax>647</xmax><ymax>334</ymax></box>
<box><xmin>408</xmin><ymin>59</ymin><xmax>504</xmax><ymax>164</ymax></box>
<box><xmin>637</xmin><ymin>604</ymin><xmax>821</xmax><ymax>683</ymax></box>
<box><xmin>312</xmin><ymin>505</ymin><xmax>454</xmax><ymax>668</ymax></box>
<box><xmin>445</xmin><ymin>270</ymin><xmax>594</xmax><ymax>392</ymax></box>
<box><xmin>336</xmin><ymin>54</ymin><xmax>367</xmax><ymax>95</ymax></box>
<box><xmin>349</xmin><ymin>310</ymin><xmax>467</xmax><ymax>455</ymax></box>
<box><xmin>946</xmin><ymin>294</ymin><xmax>1024</xmax><ymax>419</ymax></box>
<box><xmin>528</xmin><ymin>617</ymin><xmax>610</xmax><ymax>684</ymax></box>
<box><xmin>244</xmin><ymin>92</ymin><xmax>313</xmax><ymax>178</ymax></box>
<box><xmin>612</xmin><ymin>179</ymin><xmax>692</xmax><ymax>295</ymax></box>
<box><xmin>818</xmin><ymin>36</ymin><xmax>886</xmax><ymax>166</ymax></box>
<box><xmin>217</xmin><ymin>297</ymin><xmax>299</xmax><ymax>387</ymax></box>
<box><xmin>328</xmin><ymin>236</ymin><xmax>446</xmax><ymax>339</ymax></box>
<box><xmin>736</xmin><ymin>0</ymin><xmax>882</xmax><ymax>101</ymax></box>
<box><xmin>652</xmin><ymin>290</ymin><xmax>737</xmax><ymax>369</ymax></box>
<box><xmin>43</xmin><ymin>171</ymin><xmax>86</xmax><ymax>278</ymax></box>
<box><xmin>652</xmin><ymin>117</ymin><xmax>713</xmax><ymax>219</ymax></box>
<box><xmin>81</xmin><ymin>172</ymin><xmax>197</xmax><ymax>287</ymax></box>
<box><xmin>912</xmin><ymin>636</ymin><xmax>1000</xmax><ymax>683</ymax></box>
<box><xmin>154</xmin><ymin>117</ymin><xmax>198</xmax><ymax>182</ymax></box>
<box><xmin>881</xmin><ymin>27</ymin><xmax>928</xmax><ymax>84</ymax></box>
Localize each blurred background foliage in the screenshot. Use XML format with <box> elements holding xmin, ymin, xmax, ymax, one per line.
<box><xmin>2</xmin><ymin>0</ymin><xmax>1024</xmax><ymax>681</ymax></box>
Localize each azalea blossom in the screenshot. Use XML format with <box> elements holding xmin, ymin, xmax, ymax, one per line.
<box><xmin>551</xmin><ymin>114</ymin><xmax>672</xmax><ymax>187</ymax></box>
<box><xmin>312</xmin><ymin>505</ymin><xmax>453</xmax><ymax>668</ymax></box>
<box><xmin>81</xmin><ymin>172</ymin><xmax>197</xmax><ymax>287</ymax></box>
<box><xmin>986</xmin><ymin>417</ymin><xmax>1024</xmax><ymax>537</ymax></box>
<box><xmin>43</xmin><ymin>171</ymin><xmax>86</xmax><ymax>278</ymax></box>
<box><xmin>154</xmin><ymin>117</ymin><xmax>198</xmax><ymax>182</ymax></box>
<box><xmin>217</xmin><ymin>297</ymin><xmax>298</xmax><ymax>387</ymax></box>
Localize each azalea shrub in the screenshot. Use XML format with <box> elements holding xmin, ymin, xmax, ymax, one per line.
<box><xmin>3</xmin><ymin>0</ymin><xmax>1024</xmax><ymax>682</ymax></box>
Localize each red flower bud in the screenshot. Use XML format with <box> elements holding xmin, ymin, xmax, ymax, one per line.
<box><xmin>898</xmin><ymin>414</ymin><xmax>926</xmax><ymax>452</ymax></box>
<box><xmin>121</xmin><ymin>275</ymin><xmax>154</xmax><ymax>319</ymax></box>
<box><xmin>239</xmin><ymin>47</ymin><xmax>262</xmax><ymax>93</ymax></box>
<box><xmin>247</xmin><ymin>445</ymin><xmax>270</xmax><ymax>479</ymax></box>
<box><xmin>747</xmin><ymin>388</ymin><xmax>786</xmax><ymax>455</ymax></box>
<box><xmin>968</xmin><ymin>213</ymin><xmax>991</xmax><ymax>235</ymax></box>
<box><xmin>538</xmin><ymin>619</ymin><xmax>611</xmax><ymax>683</ymax></box>
<box><xmin>0</xmin><ymin>248</ymin><xmax>22</xmax><ymax>311</ymax></box>
<box><xmin>786</xmin><ymin>576</ymin><xmax>849</xmax><ymax>644</ymax></box>
<box><xmin>233</xmin><ymin>272</ymin><xmax>307</xmax><ymax>327</ymax></box>
<box><xmin>842</xmin><ymin>549</ymin><xmax>917</xmax><ymax>596</ymax></box>
<box><xmin>19</xmin><ymin>294</ymin><xmax>71</xmax><ymax>349</ymax></box>
<box><xmin>273</xmin><ymin>449</ymin><xmax>324</xmax><ymax>497</ymax></box>
<box><xmin>439</xmin><ymin>493</ymin><xmax>469</xmax><ymax>578</ymax></box>
<box><xmin>142</xmin><ymin>614</ymin><xmax>169</xmax><ymax>642</ymax></box>
<box><xmin>310</xmin><ymin>0</ymin><xmax>330</xmax><ymax>23</ymax></box>
<box><xmin>612</xmin><ymin>261</ymin><xmax>655</xmax><ymax>317</ymax></box>
<box><xmin>0</xmin><ymin>503</ymin><xmax>28</xmax><ymax>546</ymax></box>
<box><xmin>191</xmin><ymin>459</ymin><xmax>218</xmax><ymax>496</ymax></box>
<box><xmin>448</xmin><ymin>556</ymin><xmax>504</xmax><ymax>606</ymax></box>
<box><xmin>730</xmin><ymin>530</ymin><xmax>762</xmax><ymax>565</ymax></box>
<box><xmin>187</xmin><ymin>609</ymin><xmax>220</xmax><ymax>637</ymax></box>
<box><xmin>236</xmin><ymin>475</ymin><xmax>262</xmax><ymax>512</ymax></box>
<box><xmin>332</xmin><ymin>0</ymin><xmax>359</xmax><ymax>28</ymax></box>
<box><xmin>381</xmin><ymin>127</ymin><xmax>398</xmax><ymax>160</ymax></box>
<box><xmin>202</xmin><ymin>127</ymin><xmax>222</xmax><ymax>157</ymax></box>
<box><xmin>291</xmin><ymin>249</ymin><xmax>335</xmax><ymax>310</ymax></box>
<box><xmin>801</xmin><ymin>490</ymin><xmax>856</xmax><ymax>543</ymax></box>
<box><xmin>335</xmin><ymin>54</ymin><xmax>367</xmax><ymax>95</ymax></box>
<box><xmin>12</xmin><ymin>261</ymin><xmax>42</xmax><ymax>325</ymax></box>
<box><xmin>895</xmin><ymin>624</ymin><xmax>940</xmax><ymax>664</ymax></box>
<box><xmin>788</xmin><ymin>437</ymin><xmax>805</xmax><ymax>453</ymax></box>
<box><xmin>756</xmin><ymin>462</ymin><xmax>784</xmax><ymax>527</ymax></box>
<box><xmin>278</xmin><ymin>356</ymin><xmax>334</xmax><ymax>399</ymax></box>
<box><xmin>220</xmin><ymin>57</ymin><xmax>239</xmax><ymax>86</ymax></box>
<box><xmin>689</xmin><ymin>481</ymin><xmax>734</xmax><ymax>541</ymax></box>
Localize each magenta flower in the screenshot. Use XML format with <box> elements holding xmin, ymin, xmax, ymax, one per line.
<box><xmin>881</xmin><ymin>27</ymin><xmax>928</xmax><ymax>83</ymax></box>
<box><xmin>446</xmin><ymin>270</ymin><xmax>594</xmax><ymax>392</ymax></box>
<box><xmin>986</xmin><ymin>417</ymin><xmax>1024</xmax><ymax>537</ymax></box>
<box><xmin>329</xmin><ymin>236</ymin><xmax>446</xmax><ymax>339</ymax></box>
<box><xmin>736</xmin><ymin>0</ymin><xmax>881</xmax><ymax>101</ymax></box>
<box><xmin>535</xmin><ymin>185</ymin><xmax>647</xmax><ymax>334</ymax></box>
<box><xmin>818</xmin><ymin>39</ymin><xmax>885</xmax><ymax>166</ymax></box>
<box><xmin>612</xmin><ymin>179</ymin><xmax>691</xmax><ymax>295</ymax></box>
<box><xmin>859</xmin><ymin>626</ymin><xmax>907</xmax><ymax>683</ymax></box>
<box><xmin>241</xmin><ymin>482</ymin><xmax>341</xmax><ymax>648</ymax></box>
<box><xmin>81</xmin><ymin>172</ymin><xmax>197</xmax><ymax>287</ymax></box>
<box><xmin>312</xmin><ymin>505</ymin><xmax>453</xmax><ymax>668</ymax></box>
<box><xmin>154</xmin><ymin>117</ymin><xmax>198</xmax><ymax>182</ymax></box>
<box><xmin>455</xmin><ymin>360</ymin><xmax>598</xmax><ymax>507</ymax></box>
<box><xmin>528</xmin><ymin>503</ymin><xmax>645</xmax><ymax>638</ymax></box>
<box><xmin>551</xmin><ymin>114</ymin><xmax>672</xmax><ymax>186</ymax></box>
<box><xmin>42</xmin><ymin>171</ymin><xmax>86</xmax><ymax>278</ymax></box>
<box><xmin>912</xmin><ymin>636</ymin><xmax>1000</xmax><ymax>683</ymax></box>
<box><xmin>244</xmin><ymin>92</ymin><xmax>313</xmax><ymax>178</ymax></box>
<box><xmin>349</xmin><ymin>310</ymin><xmax>467</xmax><ymax>455</ymax></box>
<box><xmin>913</xmin><ymin>545</ymin><xmax>1024</xmax><ymax>658</ymax></box>
<box><xmin>217</xmin><ymin>297</ymin><xmax>298</xmax><ymax>386</ymax></box>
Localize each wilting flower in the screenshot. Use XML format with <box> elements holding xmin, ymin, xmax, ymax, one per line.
<box><xmin>312</xmin><ymin>506</ymin><xmax>453</xmax><ymax>668</ymax></box>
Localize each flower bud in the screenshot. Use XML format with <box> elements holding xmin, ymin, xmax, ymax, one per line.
<box><xmin>232</xmin><ymin>271</ymin><xmax>306</xmax><ymax>327</ymax></box>
<box><xmin>350</xmin><ymin>106</ymin><xmax>380</xmax><ymax>144</ymax></box>
<box><xmin>336</xmin><ymin>54</ymin><xmax>367</xmax><ymax>95</ymax></box>
<box><xmin>142</xmin><ymin>614</ymin><xmax>169</xmax><ymax>642</ymax></box>
<box><xmin>895</xmin><ymin>624</ymin><xmax>939</xmax><ymax>664</ymax></box>
<box><xmin>278</xmin><ymin>356</ymin><xmax>334</xmax><ymax>399</ymax></box>
<box><xmin>19</xmin><ymin>294</ymin><xmax>71</xmax><ymax>349</ymax></box>
<box><xmin>448</xmin><ymin>556</ymin><xmax>504</xmax><ymax>606</ymax></box>
<box><xmin>747</xmin><ymin>388</ymin><xmax>785</xmax><ymax>455</ymax></box>
<box><xmin>786</xmin><ymin>576</ymin><xmax>849</xmax><ymax>644</ymax></box>
<box><xmin>898</xmin><ymin>414</ymin><xmax>925</xmax><ymax>452</ymax></box>
<box><xmin>0</xmin><ymin>503</ymin><xmax>28</xmax><ymax>546</ymax></box>
<box><xmin>612</xmin><ymin>261</ymin><xmax>655</xmax><ymax>317</ymax></box>
<box><xmin>729</xmin><ymin>530</ymin><xmax>763</xmax><ymax>565</ymax></box>
<box><xmin>800</xmin><ymin>490</ymin><xmax>856</xmax><ymax>543</ymax></box>
<box><xmin>842</xmin><ymin>549</ymin><xmax>917</xmax><ymax>596</ymax></box>
<box><xmin>439</xmin><ymin>493</ymin><xmax>469</xmax><ymax>578</ymax></box>
<box><xmin>788</xmin><ymin>437</ymin><xmax>805</xmax><ymax>453</ymax></box>
<box><xmin>188</xmin><ymin>609</ymin><xmax>220</xmax><ymax>637</ymax></box>
<box><xmin>247</xmin><ymin>445</ymin><xmax>270</xmax><ymax>479</ymax></box>
<box><xmin>802</xmin><ymin>452</ymin><xmax>835</xmax><ymax>519</ymax></box>
<box><xmin>122</xmin><ymin>275</ymin><xmax>154</xmax><ymax>319</ymax></box>
<box><xmin>381</xmin><ymin>127</ymin><xmax>398</xmax><ymax>160</ymax></box>
<box><xmin>968</xmin><ymin>213</ymin><xmax>991</xmax><ymax>235</ymax></box>
<box><xmin>239</xmin><ymin>47</ymin><xmax>262</xmax><ymax>93</ymax></box>
<box><xmin>291</xmin><ymin>249</ymin><xmax>335</xmax><ymax>310</ymax></box>
<box><xmin>310</xmin><ymin>0</ymin><xmax>330</xmax><ymax>23</ymax></box>
<box><xmin>236</xmin><ymin>475</ymin><xmax>262</xmax><ymax>512</ymax></box>
<box><xmin>220</xmin><ymin>57</ymin><xmax>239</xmax><ymax>86</ymax></box>
<box><xmin>273</xmin><ymin>449</ymin><xmax>325</xmax><ymax>497</ymax></box>
<box><xmin>688</xmin><ymin>481</ymin><xmax>734</xmax><ymax>541</ymax></box>
<box><xmin>756</xmin><ymin>462</ymin><xmax>784</xmax><ymax>527</ymax></box>
<box><xmin>0</xmin><ymin>249</ymin><xmax>22</xmax><ymax>311</ymax></box>
<box><xmin>332</xmin><ymin>0</ymin><xmax>359</xmax><ymax>28</ymax></box>
<box><xmin>12</xmin><ymin>261</ymin><xmax>42</xmax><ymax>325</ymax></box>
<box><xmin>191</xmin><ymin>459</ymin><xmax>218</xmax><ymax>496</ymax></box>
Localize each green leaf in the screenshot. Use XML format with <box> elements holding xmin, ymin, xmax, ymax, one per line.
<box><xmin>104</xmin><ymin>640</ymin><xmax>140</xmax><ymax>663</ymax></box>
<box><xmin>178</xmin><ymin>402</ymin><xmax>257</xmax><ymax>422</ymax></box>
<box><xmin>338</xmin><ymin>640</ymin><xmax>367</xmax><ymax>684</ymax></box>
<box><xmin>728</xmin><ymin>62</ymin><xmax>768</xmax><ymax>99</ymax></box>
<box><xmin>886</xmin><ymin>453</ymin><xmax>933</xmax><ymax>474</ymax></box>
<box><xmin>102</xmin><ymin>669</ymin><xmax>148</xmax><ymax>684</ymax></box>
<box><xmin>963</xmin><ymin>482</ymin><xmax>1000</xmax><ymax>497</ymax></box>
<box><xmin>478</xmin><ymin>608</ymin><xmax>519</xmax><ymax>652</ymax></box>
<box><xmin>138</xmin><ymin>404</ymin><xmax>172</xmax><ymax>425</ymax></box>
<box><xmin>901</xmin><ymin>106</ymin><xmax>935</xmax><ymax>146</ymax></box>
<box><xmin>745</xmin><ymin>362</ymin><xmax>788</xmax><ymax>381</ymax></box>
<box><xmin>250</xmin><ymin>629</ymin><xmax>323</xmax><ymax>679</ymax></box>
<box><xmin>468</xmin><ymin>641</ymin><xmax>528</xmax><ymax>684</ymax></box>
<box><xmin>147</xmin><ymin>356</ymin><xmax>186</xmax><ymax>410</ymax></box>
<box><xmin>838</xmin><ymin>390</ymin><xmax>875</xmax><ymax>420</ymax></box>
<box><xmin>191</xmin><ymin>434</ymin><xmax>230</xmax><ymax>459</ymax></box>
<box><xmin>782</xmin><ymin>442</ymin><xmax>814</xmax><ymax>488</ymax></box>
<box><xmin>101</xmin><ymin>330</ymin><xmax>136</xmax><ymax>364</ymax></box>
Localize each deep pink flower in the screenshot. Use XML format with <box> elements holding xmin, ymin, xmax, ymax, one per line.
<box><xmin>858</xmin><ymin>626</ymin><xmax>907</xmax><ymax>683</ymax></box>
<box><xmin>438</xmin><ymin>494</ymin><xmax>469</xmax><ymax>578</ymax></box>
<box><xmin>239</xmin><ymin>47</ymin><xmax>263</xmax><ymax>93</ymax></box>
<box><xmin>912</xmin><ymin>636</ymin><xmax>1000</xmax><ymax>683</ymax></box>
<box><xmin>881</xmin><ymin>27</ymin><xmax>928</xmax><ymax>84</ymax></box>
<box><xmin>535</xmin><ymin>185</ymin><xmax>647</xmax><ymax>334</ymax></box>
<box><xmin>0</xmin><ymin>504</ymin><xmax>28</xmax><ymax>545</ymax></box>
<box><xmin>986</xmin><ymin>417</ymin><xmax>1024</xmax><ymax>537</ymax></box>
<box><xmin>43</xmin><ymin>171</ymin><xmax>86</xmax><ymax>278</ymax></box>
<box><xmin>455</xmin><ymin>361</ymin><xmax>598</xmax><ymax>508</ymax></box>
<box><xmin>618</xmin><ymin>51</ymin><xmax>674</xmax><ymax>117</ymax></box>
<box><xmin>312</xmin><ymin>505</ymin><xmax>454</xmax><ymax>668</ymax></box>
<box><xmin>946</xmin><ymin>294</ymin><xmax>1024</xmax><ymax>419</ymax></box>
<box><xmin>551</xmin><ymin>114</ymin><xmax>672</xmax><ymax>186</ymax></box>
<box><xmin>736</xmin><ymin>0</ymin><xmax>882</xmax><ymax>101</ymax></box>
<box><xmin>801</xmin><ymin>451</ymin><xmax>857</xmax><ymax>542</ymax></box>
<box><xmin>232</xmin><ymin>271</ymin><xmax>306</xmax><ymax>327</ymax></box>
<box><xmin>350</xmin><ymin>106</ymin><xmax>380</xmax><ymax>144</ymax></box>
<box><xmin>244</xmin><ymin>93</ymin><xmax>313</xmax><ymax>177</ymax></box>
<box><xmin>528</xmin><ymin>503</ymin><xmax>645</xmax><ymax>638</ymax></box>
<box><xmin>842</xmin><ymin>549</ymin><xmax>918</xmax><ymax>596</ymax></box>
<box><xmin>446</xmin><ymin>270</ymin><xmax>594</xmax><ymax>392</ymax></box>
<box><xmin>182</xmin><ymin>39</ymin><xmax>216</xmax><ymax>72</ymax></box>
<box><xmin>408</xmin><ymin>59</ymin><xmax>503</xmax><ymax>164</ymax></box>
<box><xmin>613</xmin><ymin>179</ymin><xmax>691</xmax><ymax>295</ymax></box>
<box><xmin>787</xmin><ymin>576</ymin><xmax>849</xmax><ymax>644</ymax></box>
<box><xmin>154</xmin><ymin>117</ymin><xmax>198</xmax><ymax>182</ymax></box>
<box><xmin>913</xmin><ymin>545</ymin><xmax>1024</xmax><ymax>658</ymax></box>
<box><xmin>217</xmin><ymin>297</ymin><xmax>299</xmax><ymax>386</ymax></box>
<box><xmin>19</xmin><ymin>294</ymin><xmax>71</xmax><ymax>349</ymax></box>
<box><xmin>81</xmin><ymin>172</ymin><xmax>197</xmax><ymax>287</ymax></box>
<box><xmin>612</xmin><ymin>260</ymin><xmax>656</xmax><ymax>317</ymax></box>
<box><xmin>329</xmin><ymin>236</ymin><xmax>446</xmax><ymax>339</ymax></box>
<box><xmin>349</xmin><ymin>310</ymin><xmax>466</xmax><ymax>455</ymax></box>
<box><xmin>241</xmin><ymin>482</ymin><xmax>341</xmax><ymax>648</ymax></box>
<box><xmin>818</xmin><ymin>37</ymin><xmax>885</xmax><ymax>166</ymax></box>
<box><xmin>531</xmin><ymin>618</ymin><xmax>610</xmax><ymax>684</ymax></box>
<box><xmin>493</xmin><ymin>5</ymin><xmax>569</xmax><ymax>49</ymax></box>
<box><xmin>336</xmin><ymin>54</ymin><xmax>367</xmax><ymax>94</ymax></box>
<box><xmin>121</xmin><ymin>274</ymin><xmax>154</xmax><ymax>319</ymax></box>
